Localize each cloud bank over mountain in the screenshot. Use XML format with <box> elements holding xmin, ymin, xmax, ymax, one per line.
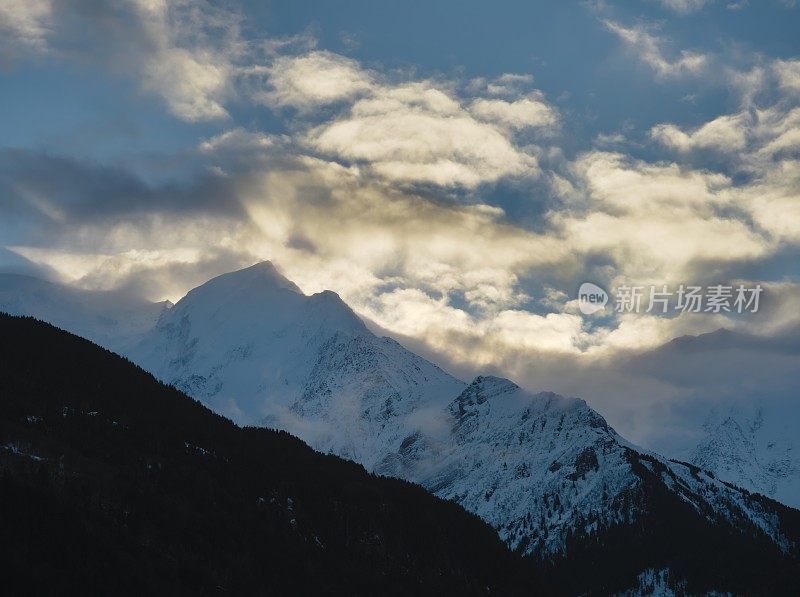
<box><xmin>1</xmin><ymin>0</ymin><xmax>799</xmax><ymax>452</ymax></box>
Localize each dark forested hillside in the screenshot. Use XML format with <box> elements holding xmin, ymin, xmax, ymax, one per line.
<box><xmin>0</xmin><ymin>314</ymin><xmax>542</xmax><ymax>596</ymax></box>
<box><xmin>2</xmin><ymin>313</ymin><xmax>799</xmax><ymax>596</ymax></box>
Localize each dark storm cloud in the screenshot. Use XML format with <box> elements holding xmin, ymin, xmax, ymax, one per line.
<box><xmin>0</xmin><ymin>148</ymin><xmax>245</xmax><ymax>245</ymax></box>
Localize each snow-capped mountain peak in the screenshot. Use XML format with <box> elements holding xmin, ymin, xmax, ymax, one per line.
<box><xmin>129</xmin><ymin>263</ymin><xmax>464</xmax><ymax>462</ymax></box>
<box><xmin>173</xmin><ymin>261</ymin><xmax>302</xmax><ymax>316</ymax></box>
<box><xmin>202</xmin><ymin>260</ymin><xmax>302</xmax><ymax>294</ymax></box>
<box><xmin>453</xmin><ymin>375</ymin><xmax>520</xmax><ymax>406</ymax></box>
<box><xmin>448</xmin><ymin>375</ymin><xmax>607</xmax><ymax>437</ymax></box>
<box><xmin>164</xmin><ymin>261</ymin><xmax>366</xmax><ymax>335</ymax></box>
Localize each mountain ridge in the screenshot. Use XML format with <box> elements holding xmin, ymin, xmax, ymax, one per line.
<box><xmin>3</xmin><ymin>264</ymin><xmax>800</xmax><ymax>593</ymax></box>
<box><xmin>0</xmin><ymin>313</ymin><xmax>541</xmax><ymax>595</ymax></box>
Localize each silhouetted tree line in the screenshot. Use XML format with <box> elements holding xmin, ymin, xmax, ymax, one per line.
<box><xmin>0</xmin><ymin>315</ymin><xmax>542</xmax><ymax>596</ymax></box>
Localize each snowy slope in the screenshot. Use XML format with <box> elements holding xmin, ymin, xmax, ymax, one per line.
<box><xmin>382</xmin><ymin>376</ymin><xmax>793</xmax><ymax>556</ymax></box>
<box><xmin>397</xmin><ymin>376</ymin><xmax>640</xmax><ymax>555</ymax></box>
<box><xmin>0</xmin><ymin>273</ymin><xmax>168</xmax><ymax>352</ymax></box>
<box><xmin>127</xmin><ymin>263</ymin><xmax>798</xmax><ymax>566</ymax></box>
<box><xmin>690</xmin><ymin>405</ymin><xmax>800</xmax><ymax>508</ymax></box>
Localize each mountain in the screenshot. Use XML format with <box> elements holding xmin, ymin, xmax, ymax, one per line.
<box><xmin>130</xmin><ymin>261</ymin><xmax>466</xmax><ymax>468</ymax></box>
<box><xmin>690</xmin><ymin>405</ymin><xmax>800</xmax><ymax>508</ymax></box>
<box><xmin>0</xmin><ymin>273</ymin><xmax>168</xmax><ymax>352</ymax></box>
<box><xmin>0</xmin><ymin>314</ymin><xmax>541</xmax><ymax>595</ymax></box>
<box><xmin>628</xmin><ymin>328</ymin><xmax>800</xmax><ymax>508</ymax></box>
<box><xmin>398</xmin><ymin>376</ymin><xmax>642</xmax><ymax>556</ymax></box>
<box><xmin>8</xmin><ymin>265</ymin><xmax>793</xmax><ymax>515</ymax></box>
<box><xmin>398</xmin><ymin>375</ymin><xmax>800</xmax><ymax>593</ymax></box>
<box><xmin>124</xmin><ymin>263</ymin><xmax>800</xmax><ymax>594</ymax></box>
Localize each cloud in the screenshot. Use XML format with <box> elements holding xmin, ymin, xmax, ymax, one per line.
<box><xmin>0</xmin><ymin>144</ymin><xmax>558</xmax><ymax>306</ymax></box>
<box><xmin>552</xmin><ymin>82</ymin><xmax>800</xmax><ymax>292</ymax></box>
<box><xmin>4</xmin><ymin>129</ymin><xmax>800</xmax><ymax>459</ymax></box>
<box><xmin>7</xmin><ymin>136</ymin><xmax>792</xmax><ymax>363</ymax></box>
<box><xmin>468</xmin><ymin>73</ymin><xmax>536</xmax><ymax>97</ymax></box>
<box><xmin>656</xmin><ymin>0</ymin><xmax>714</xmax><ymax>13</ymax></box>
<box><xmin>650</xmin><ymin>113</ymin><xmax>749</xmax><ymax>152</ymax></box>
<box><xmin>648</xmin><ymin>109</ymin><xmax>800</xmax><ymax>250</ymax></box>
<box><xmin>469</xmin><ymin>95</ymin><xmax>559</xmax><ymax>131</ymax></box>
<box><xmin>5</xmin><ymin>5</ymin><xmax>554</xmax><ymax>187</ymax></box>
<box><xmin>647</xmin><ymin>64</ymin><xmax>800</xmax><ymax>166</ymax></box>
<box><xmin>553</xmin><ymin>150</ymin><xmax>773</xmax><ymax>286</ymax></box>
<box><xmin>128</xmin><ymin>0</ymin><xmax>243</xmax><ymax>122</ymax></box>
<box><xmin>737</xmin><ymin>160</ymin><xmax>800</xmax><ymax>243</ymax></box>
<box><xmin>234</xmin><ymin>154</ymin><xmax>565</xmax><ymax>304</ymax></box>
<box><xmin>5</xmin><ymin>66</ymin><xmax>798</xmax><ymax>356</ymax></box>
<box><xmin>0</xmin><ymin>148</ymin><xmax>246</xmax><ymax>255</ymax></box>
<box><xmin>0</xmin><ymin>0</ymin><xmax>52</xmax><ymax>55</ymax></box>
<box><xmin>306</xmin><ymin>83</ymin><xmax>540</xmax><ymax>187</ymax></box>
<box><xmin>4</xmin><ymin>27</ymin><xmax>799</xmax><ymax>370</ymax></box>
<box><xmin>604</xmin><ymin>20</ymin><xmax>709</xmax><ymax>79</ymax></box>
<box><xmin>591</xmin><ymin>132</ymin><xmax>629</xmax><ymax>152</ymax></box>
<box><xmin>726</xmin><ymin>1</ymin><xmax>748</xmax><ymax>10</ymax></box>
<box><xmin>142</xmin><ymin>47</ymin><xmax>230</xmax><ymax>121</ymax></box>
<box><xmin>642</xmin><ymin>65</ymin><xmax>800</xmax><ymax>252</ymax></box>
<box><xmin>755</xmin><ymin>108</ymin><xmax>800</xmax><ymax>157</ymax></box>
<box><xmin>199</xmin><ymin>128</ymin><xmax>275</xmax><ymax>153</ymax></box>
<box><xmin>246</xmin><ymin>49</ymin><xmax>559</xmax><ymax>188</ymax></box>
<box><xmin>774</xmin><ymin>59</ymin><xmax>800</xmax><ymax>92</ymax></box>
<box><xmin>617</xmin><ymin>324</ymin><xmax>800</xmax><ymax>452</ymax></box>
<box><xmin>1</xmin><ymin>0</ymin><xmax>243</xmax><ymax>121</ymax></box>
<box><xmin>258</xmin><ymin>51</ymin><xmax>374</xmax><ymax>109</ymax></box>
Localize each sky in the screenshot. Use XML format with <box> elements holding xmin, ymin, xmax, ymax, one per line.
<box><xmin>1</xmin><ymin>0</ymin><xmax>799</xmax><ymax>452</ymax></box>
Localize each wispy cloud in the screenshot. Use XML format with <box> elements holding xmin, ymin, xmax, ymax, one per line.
<box><xmin>656</xmin><ymin>0</ymin><xmax>714</xmax><ymax>14</ymax></box>
<box><xmin>650</xmin><ymin>113</ymin><xmax>749</xmax><ymax>152</ymax></box>
<box><xmin>774</xmin><ymin>59</ymin><xmax>800</xmax><ymax>91</ymax></box>
<box><xmin>127</xmin><ymin>0</ymin><xmax>244</xmax><ymax>121</ymax></box>
<box><xmin>0</xmin><ymin>0</ymin><xmax>52</xmax><ymax>56</ymax></box>
<box><xmin>604</xmin><ymin>20</ymin><xmax>709</xmax><ymax>78</ymax></box>
<box><xmin>469</xmin><ymin>94</ymin><xmax>559</xmax><ymax>131</ymax></box>
<box><xmin>257</xmin><ymin>50</ymin><xmax>374</xmax><ymax>109</ymax></box>
<box><xmin>1</xmin><ymin>0</ymin><xmax>245</xmax><ymax>122</ymax></box>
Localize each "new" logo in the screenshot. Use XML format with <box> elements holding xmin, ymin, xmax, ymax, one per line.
<box><xmin>578</xmin><ymin>282</ymin><xmax>608</xmax><ymax>315</ymax></box>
